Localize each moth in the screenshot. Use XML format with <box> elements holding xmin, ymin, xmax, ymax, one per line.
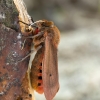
<box><xmin>20</xmin><ymin>20</ymin><xmax>60</xmax><ymax>100</ymax></box>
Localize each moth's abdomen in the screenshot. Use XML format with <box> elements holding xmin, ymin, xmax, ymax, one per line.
<box><xmin>30</xmin><ymin>64</ymin><xmax>43</xmax><ymax>94</ymax></box>
<box><xmin>36</xmin><ymin>65</ymin><xmax>43</xmax><ymax>94</ymax></box>
<box><xmin>30</xmin><ymin>47</ymin><xmax>44</xmax><ymax>94</ymax></box>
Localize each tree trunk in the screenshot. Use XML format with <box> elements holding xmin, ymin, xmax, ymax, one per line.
<box><xmin>0</xmin><ymin>0</ymin><xmax>34</xmax><ymax>100</ymax></box>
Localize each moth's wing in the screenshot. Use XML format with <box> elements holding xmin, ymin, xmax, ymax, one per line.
<box><xmin>42</xmin><ymin>35</ymin><xmax>59</xmax><ymax>100</ymax></box>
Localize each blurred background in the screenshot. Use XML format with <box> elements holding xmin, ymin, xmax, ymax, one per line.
<box><xmin>24</xmin><ymin>0</ymin><xmax>100</xmax><ymax>100</ymax></box>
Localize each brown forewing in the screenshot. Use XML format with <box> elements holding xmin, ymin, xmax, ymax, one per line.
<box><xmin>42</xmin><ymin>32</ymin><xmax>59</xmax><ymax>100</ymax></box>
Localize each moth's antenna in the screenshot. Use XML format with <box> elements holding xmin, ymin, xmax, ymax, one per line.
<box><xmin>30</xmin><ymin>17</ymin><xmax>34</xmax><ymax>23</ymax></box>
<box><xmin>18</xmin><ymin>20</ymin><xmax>30</xmax><ymax>26</ymax></box>
<box><xmin>18</xmin><ymin>20</ymin><xmax>37</xmax><ymax>28</ymax></box>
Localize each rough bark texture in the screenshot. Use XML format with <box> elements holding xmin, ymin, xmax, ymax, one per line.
<box><xmin>0</xmin><ymin>0</ymin><xmax>33</xmax><ymax>100</ymax></box>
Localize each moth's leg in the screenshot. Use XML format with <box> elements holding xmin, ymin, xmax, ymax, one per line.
<box><xmin>16</xmin><ymin>45</ymin><xmax>42</xmax><ymax>64</ymax></box>
<box><xmin>21</xmin><ymin>31</ymin><xmax>44</xmax><ymax>50</ymax></box>
<box><xmin>33</xmin><ymin>37</ymin><xmax>45</xmax><ymax>47</ymax></box>
<box><xmin>21</xmin><ymin>38</ymin><xmax>27</xmax><ymax>50</ymax></box>
<box><xmin>24</xmin><ymin>31</ymin><xmax>44</xmax><ymax>39</ymax></box>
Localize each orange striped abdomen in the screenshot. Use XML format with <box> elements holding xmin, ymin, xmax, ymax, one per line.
<box><xmin>30</xmin><ymin>47</ymin><xmax>44</xmax><ymax>94</ymax></box>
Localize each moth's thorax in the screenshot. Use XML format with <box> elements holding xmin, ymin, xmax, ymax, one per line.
<box><xmin>32</xmin><ymin>20</ymin><xmax>60</xmax><ymax>49</ymax></box>
<box><xmin>35</xmin><ymin>20</ymin><xmax>54</xmax><ymax>28</ymax></box>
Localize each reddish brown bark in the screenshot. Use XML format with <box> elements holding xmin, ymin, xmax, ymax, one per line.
<box><xmin>0</xmin><ymin>23</ymin><xmax>32</xmax><ymax>100</ymax></box>
<box><xmin>0</xmin><ymin>0</ymin><xmax>33</xmax><ymax>100</ymax></box>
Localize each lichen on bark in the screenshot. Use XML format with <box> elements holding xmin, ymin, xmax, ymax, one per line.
<box><xmin>0</xmin><ymin>0</ymin><xmax>19</xmax><ymax>29</ymax></box>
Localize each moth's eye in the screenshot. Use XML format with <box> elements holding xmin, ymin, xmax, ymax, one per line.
<box><xmin>25</xmin><ymin>28</ymin><xmax>31</xmax><ymax>32</ymax></box>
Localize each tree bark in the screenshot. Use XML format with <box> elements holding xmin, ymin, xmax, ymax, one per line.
<box><xmin>0</xmin><ymin>0</ymin><xmax>33</xmax><ymax>100</ymax></box>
